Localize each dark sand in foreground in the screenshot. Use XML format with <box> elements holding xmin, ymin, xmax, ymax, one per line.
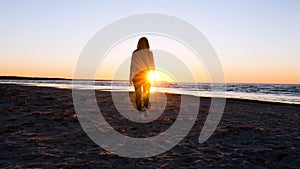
<box><xmin>0</xmin><ymin>84</ymin><xmax>299</xmax><ymax>168</ymax></box>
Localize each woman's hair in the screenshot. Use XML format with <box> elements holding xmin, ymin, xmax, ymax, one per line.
<box><xmin>136</xmin><ymin>37</ymin><xmax>150</xmax><ymax>50</ymax></box>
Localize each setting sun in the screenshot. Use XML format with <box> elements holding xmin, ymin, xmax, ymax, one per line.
<box><xmin>148</xmin><ymin>71</ymin><xmax>159</xmax><ymax>82</ymax></box>
<box><xmin>147</xmin><ymin>69</ymin><xmax>176</xmax><ymax>82</ymax></box>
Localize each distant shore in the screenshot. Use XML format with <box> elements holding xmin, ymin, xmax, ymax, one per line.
<box><xmin>0</xmin><ymin>76</ymin><xmax>69</xmax><ymax>81</ymax></box>
<box><xmin>1</xmin><ymin>84</ymin><xmax>299</xmax><ymax>168</ymax></box>
<box><xmin>0</xmin><ymin>76</ymin><xmax>125</xmax><ymax>81</ymax></box>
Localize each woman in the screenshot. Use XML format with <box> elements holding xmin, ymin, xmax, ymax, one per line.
<box><xmin>129</xmin><ymin>37</ymin><xmax>155</xmax><ymax>111</ymax></box>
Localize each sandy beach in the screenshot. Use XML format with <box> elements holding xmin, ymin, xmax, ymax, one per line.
<box><xmin>0</xmin><ymin>84</ymin><xmax>299</xmax><ymax>168</ymax></box>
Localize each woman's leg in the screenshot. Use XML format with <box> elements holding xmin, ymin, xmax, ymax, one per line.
<box><xmin>134</xmin><ymin>83</ymin><xmax>142</xmax><ymax>110</ymax></box>
<box><xmin>133</xmin><ymin>70</ymin><xmax>150</xmax><ymax>111</ymax></box>
<box><xmin>143</xmin><ymin>81</ymin><xmax>151</xmax><ymax>108</ymax></box>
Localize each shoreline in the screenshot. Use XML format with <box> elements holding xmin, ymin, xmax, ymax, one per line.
<box><xmin>1</xmin><ymin>84</ymin><xmax>299</xmax><ymax>168</ymax></box>
<box><xmin>2</xmin><ymin>83</ymin><xmax>299</xmax><ymax>106</ymax></box>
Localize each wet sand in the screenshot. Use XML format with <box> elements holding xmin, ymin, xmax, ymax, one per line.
<box><xmin>0</xmin><ymin>84</ymin><xmax>299</xmax><ymax>168</ymax></box>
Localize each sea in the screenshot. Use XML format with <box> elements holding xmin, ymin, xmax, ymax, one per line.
<box><xmin>1</xmin><ymin>79</ymin><xmax>299</xmax><ymax>104</ymax></box>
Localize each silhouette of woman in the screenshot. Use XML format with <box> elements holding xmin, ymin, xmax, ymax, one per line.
<box><xmin>129</xmin><ymin>37</ymin><xmax>155</xmax><ymax>111</ymax></box>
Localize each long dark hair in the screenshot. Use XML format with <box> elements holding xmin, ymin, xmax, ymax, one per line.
<box><xmin>136</xmin><ymin>37</ymin><xmax>150</xmax><ymax>51</ymax></box>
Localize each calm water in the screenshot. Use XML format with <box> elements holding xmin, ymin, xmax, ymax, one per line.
<box><xmin>1</xmin><ymin>80</ymin><xmax>299</xmax><ymax>104</ymax></box>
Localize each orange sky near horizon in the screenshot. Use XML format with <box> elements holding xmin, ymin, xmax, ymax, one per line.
<box><xmin>1</xmin><ymin>61</ymin><xmax>299</xmax><ymax>84</ymax></box>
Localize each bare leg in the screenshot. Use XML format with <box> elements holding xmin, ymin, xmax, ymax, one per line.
<box><xmin>143</xmin><ymin>81</ymin><xmax>151</xmax><ymax>109</ymax></box>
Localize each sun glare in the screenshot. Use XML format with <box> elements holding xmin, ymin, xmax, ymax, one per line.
<box><xmin>148</xmin><ymin>71</ymin><xmax>160</xmax><ymax>82</ymax></box>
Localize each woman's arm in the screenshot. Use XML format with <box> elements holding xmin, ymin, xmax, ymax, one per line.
<box><xmin>129</xmin><ymin>53</ymin><xmax>135</xmax><ymax>84</ymax></box>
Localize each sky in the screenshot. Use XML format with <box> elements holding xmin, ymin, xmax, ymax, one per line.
<box><xmin>0</xmin><ymin>0</ymin><xmax>299</xmax><ymax>84</ymax></box>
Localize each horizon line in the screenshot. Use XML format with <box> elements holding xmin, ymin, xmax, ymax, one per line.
<box><xmin>0</xmin><ymin>75</ymin><xmax>299</xmax><ymax>85</ymax></box>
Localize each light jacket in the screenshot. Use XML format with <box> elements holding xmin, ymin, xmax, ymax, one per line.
<box><xmin>129</xmin><ymin>49</ymin><xmax>155</xmax><ymax>82</ymax></box>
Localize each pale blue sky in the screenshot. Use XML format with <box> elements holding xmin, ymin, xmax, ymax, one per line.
<box><xmin>0</xmin><ymin>0</ymin><xmax>299</xmax><ymax>83</ymax></box>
